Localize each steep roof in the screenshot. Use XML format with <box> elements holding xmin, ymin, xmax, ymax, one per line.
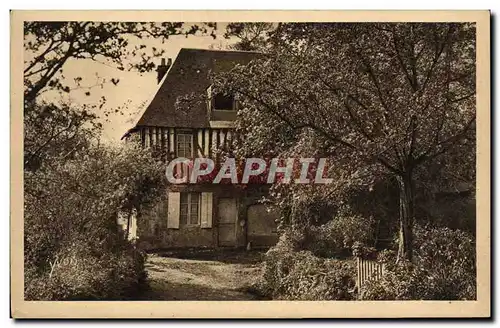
<box><xmin>133</xmin><ymin>48</ymin><xmax>260</xmax><ymax>129</ymax></box>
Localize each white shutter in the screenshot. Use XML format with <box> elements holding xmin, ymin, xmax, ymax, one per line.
<box><xmin>167</xmin><ymin>192</ymin><xmax>180</xmax><ymax>229</ymax></box>
<box><xmin>200</xmin><ymin>192</ymin><xmax>213</xmax><ymax>228</ymax></box>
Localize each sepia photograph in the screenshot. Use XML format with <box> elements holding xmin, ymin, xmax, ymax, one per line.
<box><xmin>10</xmin><ymin>10</ymin><xmax>490</xmax><ymax>318</ymax></box>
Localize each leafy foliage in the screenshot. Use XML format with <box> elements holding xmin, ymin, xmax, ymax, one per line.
<box><xmin>25</xmin><ymin>141</ymin><xmax>165</xmax><ymax>265</ymax></box>
<box><xmin>22</xmin><ymin>22</ymin><xmax>211</xmax><ymax>300</ymax></box>
<box><xmin>224</xmin><ymin>23</ymin><xmax>275</xmax><ymax>51</ymax></box>
<box><xmin>24</xmin><ymin>102</ymin><xmax>165</xmax><ymax>300</ymax></box>
<box><xmin>215</xmin><ymin>22</ymin><xmax>476</xmax><ymax>260</ymax></box>
<box><xmin>272</xmin><ymin>203</ymin><xmax>375</xmax><ymax>258</ymax></box>
<box><xmin>260</xmin><ymin>235</ymin><xmax>356</xmax><ymax>300</ymax></box>
<box><xmin>22</xmin><ymin>21</ymin><xmax>477</xmax><ymax>301</ymax></box>
<box><xmin>25</xmin><ymin>242</ymin><xmax>147</xmax><ymax>300</ymax></box>
<box><xmin>24</xmin><ymin>101</ymin><xmax>100</xmax><ymax>171</ymax></box>
<box><xmin>360</xmin><ymin>226</ymin><xmax>476</xmax><ymax>300</ymax></box>
<box><xmin>306</xmin><ymin>207</ymin><xmax>375</xmax><ymax>258</ymax></box>
<box><xmin>24</xmin><ymin>21</ymin><xmax>216</xmax><ymax>103</ymax></box>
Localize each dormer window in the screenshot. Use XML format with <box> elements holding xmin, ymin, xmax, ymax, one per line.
<box><xmin>214</xmin><ymin>93</ymin><xmax>235</xmax><ymax>111</ymax></box>
<box><xmin>207</xmin><ymin>85</ymin><xmax>237</xmax><ymax>112</ymax></box>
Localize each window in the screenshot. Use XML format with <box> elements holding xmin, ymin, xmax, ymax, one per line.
<box><xmin>180</xmin><ymin>193</ymin><xmax>201</xmax><ymax>226</ymax></box>
<box><xmin>176</xmin><ymin>133</ymin><xmax>193</xmax><ymax>157</ymax></box>
<box><xmin>213</xmin><ymin>92</ymin><xmax>235</xmax><ymax>111</ymax></box>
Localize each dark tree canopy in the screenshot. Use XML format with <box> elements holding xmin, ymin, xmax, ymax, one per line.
<box><xmin>224</xmin><ymin>22</ymin><xmax>275</xmax><ymax>51</ymax></box>
<box><xmin>215</xmin><ymin>22</ymin><xmax>476</xmax><ymax>261</ymax></box>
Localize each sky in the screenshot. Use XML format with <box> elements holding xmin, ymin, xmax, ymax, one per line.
<box><xmin>37</xmin><ymin>23</ymin><xmax>236</xmax><ymax>143</ymax></box>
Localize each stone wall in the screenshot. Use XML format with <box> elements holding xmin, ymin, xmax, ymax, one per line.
<box><xmin>137</xmin><ymin>184</ymin><xmax>276</xmax><ymax>250</ymax></box>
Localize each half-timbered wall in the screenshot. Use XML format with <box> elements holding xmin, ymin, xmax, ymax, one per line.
<box><xmin>139</xmin><ymin>126</ymin><xmax>236</xmax><ymax>159</ymax></box>
<box><xmin>134</xmin><ymin>126</ymin><xmax>276</xmax><ymax>250</ymax></box>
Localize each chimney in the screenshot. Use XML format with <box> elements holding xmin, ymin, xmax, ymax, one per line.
<box><xmin>156</xmin><ymin>58</ymin><xmax>172</xmax><ymax>84</ymax></box>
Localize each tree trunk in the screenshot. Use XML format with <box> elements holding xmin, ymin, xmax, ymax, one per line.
<box><xmin>396</xmin><ymin>171</ymin><xmax>414</xmax><ymax>263</ymax></box>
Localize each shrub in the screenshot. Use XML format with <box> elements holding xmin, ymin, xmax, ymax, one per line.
<box><xmin>24</xmin><ymin>143</ymin><xmax>163</xmax><ymax>300</ymax></box>
<box><xmin>25</xmin><ymin>240</ymin><xmax>147</xmax><ymax>301</ymax></box>
<box><xmin>259</xmin><ymin>235</ymin><xmax>356</xmax><ymax>300</ymax></box>
<box><xmin>306</xmin><ymin>207</ymin><xmax>374</xmax><ymax>258</ymax></box>
<box><xmin>360</xmin><ymin>226</ymin><xmax>476</xmax><ymax>300</ymax></box>
<box><xmin>413</xmin><ymin>225</ymin><xmax>476</xmax><ymax>300</ymax></box>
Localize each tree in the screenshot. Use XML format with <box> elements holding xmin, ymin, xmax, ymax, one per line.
<box><xmin>24</xmin><ymin>22</ymin><xmax>216</xmax><ymax>170</ymax></box>
<box><xmin>24</xmin><ymin>101</ymin><xmax>101</xmax><ymax>171</ymax></box>
<box><xmin>25</xmin><ymin>140</ymin><xmax>165</xmax><ymax>299</ymax></box>
<box><xmin>215</xmin><ymin>23</ymin><xmax>476</xmax><ymax>261</ymax></box>
<box><xmin>24</xmin><ymin>22</ymin><xmax>216</xmax><ymax>104</ymax></box>
<box><xmin>24</xmin><ymin>102</ymin><xmax>166</xmax><ymax>299</ymax></box>
<box><xmin>23</xmin><ymin>21</ymin><xmax>207</xmax><ymax>299</ymax></box>
<box><xmin>224</xmin><ymin>22</ymin><xmax>275</xmax><ymax>51</ymax></box>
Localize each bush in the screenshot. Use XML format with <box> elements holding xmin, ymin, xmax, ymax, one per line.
<box><xmin>360</xmin><ymin>226</ymin><xmax>476</xmax><ymax>300</ymax></box>
<box><xmin>304</xmin><ymin>207</ymin><xmax>374</xmax><ymax>258</ymax></box>
<box><xmin>24</xmin><ymin>143</ymin><xmax>163</xmax><ymax>300</ymax></box>
<box><xmin>25</xmin><ymin>240</ymin><xmax>147</xmax><ymax>301</ymax></box>
<box><xmin>259</xmin><ymin>234</ymin><xmax>357</xmax><ymax>300</ymax></box>
<box><xmin>413</xmin><ymin>225</ymin><xmax>476</xmax><ymax>300</ymax></box>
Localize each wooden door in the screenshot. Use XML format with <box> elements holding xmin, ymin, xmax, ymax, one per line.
<box><xmin>217</xmin><ymin>198</ymin><xmax>237</xmax><ymax>246</ymax></box>
<box><xmin>247</xmin><ymin>204</ymin><xmax>279</xmax><ymax>247</ymax></box>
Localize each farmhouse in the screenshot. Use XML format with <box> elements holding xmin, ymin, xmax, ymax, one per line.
<box><xmin>122</xmin><ymin>48</ymin><xmax>279</xmax><ymax>250</ymax></box>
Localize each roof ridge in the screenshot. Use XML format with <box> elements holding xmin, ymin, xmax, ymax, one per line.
<box><xmin>180</xmin><ymin>47</ymin><xmax>263</xmax><ymax>54</ymax></box>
